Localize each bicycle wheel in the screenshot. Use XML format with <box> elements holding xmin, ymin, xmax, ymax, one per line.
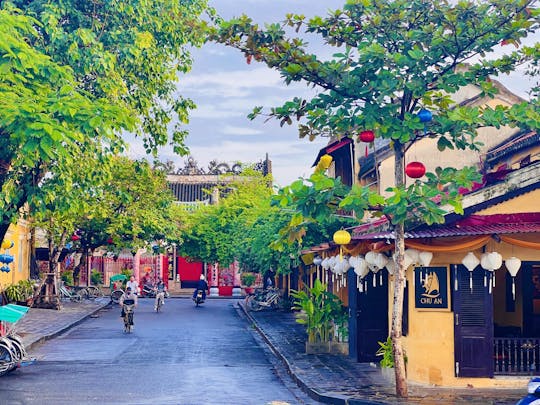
<box><xmin>247</xmin><ymin>297</ymin><xmax>262</xmax><ymax>311</ymax></box>
<box><xmin>111</xmin><ymin>289</ymin><xmax>123</xmax><ymax>304</ymax></box>
<box><xmin>0</xmin><ymin>342</ymin><xmax>15</xmax><ymax>376</ymax></box>
<box><xmin>76</xmin><ymin>288</ymin><xmax>89</xmax><ymax>300</ymax></box>
<box><xmin>5</xmin><ymin>336</ymin><xmax>25</xmax><ymax>361</ymax></box>
<box><xmin>87</xmin><ymin>286</ymin><xmax>104</xmax><ymax>298</ymax></box>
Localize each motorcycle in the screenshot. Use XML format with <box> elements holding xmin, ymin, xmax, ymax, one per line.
<box><xmin>122</xmin><ymin>299</ymin><xmax>135</xmax><ymax>333</ymax></box>
<box><xmin>193</xmin><ymin>289</ymin><xmax>205</xmax><ymax>307</ymax></box>
<box><xmin>517</xmin><ymin>377</ymin><xmax>540</xmax><ymax>404</ymax></box>
<box><xmin>141</xmin><ymin>284</ymin><xmax>156</xmax><ymax>298</ymax></box>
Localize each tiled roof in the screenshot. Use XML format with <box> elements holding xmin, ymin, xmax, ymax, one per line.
<box><xmin>354</xmin><ymin>213</ymin><xmax>540</xmax><ymax>240</ymax></box>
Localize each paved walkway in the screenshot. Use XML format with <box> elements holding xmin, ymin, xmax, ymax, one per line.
<box><xmin>7</xmin><ymin>297</ymin><xmax>528</xmax><ymax>404</ymax></box>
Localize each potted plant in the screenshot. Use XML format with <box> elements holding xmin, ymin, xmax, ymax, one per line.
<box><xmin>291</xmin><ymin>279</ymin><xmax>341</xmax><ymax>354</ymax></box>
<box><xmin>4</xmin><ymin>280</ymin><xmax>35</xmax><ymax>306</ymax></box>
<box><xmin>61</xmin><ymin>270</ymin><xmax>74</xmax><ymax>286</ymax></box>
<box><xmin>90</xmin><ymin>269</ymin><xmax>103</xmax><ymax>286</ymax></box>
<box><xmin>376</xmin><ymin>336</ymin><xmax>406</xmax><ymax>382</ymax></box>
<box><xmin>240</xmin><ymin>273</ymin><xmax>256</xmax><ymax>294</ymax></box>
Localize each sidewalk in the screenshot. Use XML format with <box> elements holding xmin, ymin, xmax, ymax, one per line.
<box><xmin>14</xmin><ymin>298</ymin><xmax>110</xmax><ymax>350</ymax></box>
<box><xmin>238</xmin><ymin>302</ymin><xmax>526</xmax><ymax>405</ymax></box>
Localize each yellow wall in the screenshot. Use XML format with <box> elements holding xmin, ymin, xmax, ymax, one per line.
<box><xmin>478</xmin><ymin>189</ymin><xmax>540</xmax><ymax>215</ymax></box>
<box><xmin>397</xmin><ymin>234</ymin><xmax>540</xmax><ymax>387</ymax></box>
<box><xmin>0</xmin><ymin>221</ymin><xmax>31</xmax><ymax>289</ymax></box>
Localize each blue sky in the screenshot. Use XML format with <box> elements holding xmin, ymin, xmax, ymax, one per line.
<box><xmin>128</xmin><ymin>1</ymin><xmax>538</xmax><ymax>187</ymax></box>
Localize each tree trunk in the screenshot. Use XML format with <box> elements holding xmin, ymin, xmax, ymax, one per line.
<box><xmin>391</xmin><ymin>144</ymin><xmax>408</xmax><ymax>398</ymax></box>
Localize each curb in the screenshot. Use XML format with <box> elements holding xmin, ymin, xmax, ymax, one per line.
<box><xmin>237</xmin><ymin>301</ymin><xmax>385</xmax><ymax>405</ymax></box>
<box><xmin>25</xmin><ymin>301</ymin><xmax>111</xmax><ymax>351</ymax></box>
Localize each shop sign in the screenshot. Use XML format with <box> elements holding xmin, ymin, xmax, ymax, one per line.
<box><xmin>414</xmin><ymin>266</ymin><xmax>449</xmax><ymax>310</ymax></box>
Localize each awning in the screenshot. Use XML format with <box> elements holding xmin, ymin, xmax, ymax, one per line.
<box><xmin>0</xmin><ymin>304</ymin><xmax>30</xmax><ymax>323</ymax></box>
<box><xmin>312</xmin><ymin>137</ymin><xmax>353</xmax><ymax>167</ymax></box>
<box><xmin>353</xmin><ymin>213</ymin><xmax>540</xmax><ymax>240</ymax></box>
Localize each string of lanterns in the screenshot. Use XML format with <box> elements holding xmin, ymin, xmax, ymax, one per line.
<box><xmin>460</xmin><ymin>251</ymin><xmax>522</xmax><ymax>300</ymax></box>
<box><xmin>0</xmin><ymin>239</ymin><xmax>14</xmax><ymax>273</ymax></box>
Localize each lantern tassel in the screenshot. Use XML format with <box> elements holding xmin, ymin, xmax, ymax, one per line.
<box><xmin>512</xmin><ymin>278</ymin><xmax>516</xmax><ymax>301</ymax></box>
<box><xmin>469</xmin><ymin>273</ymin><xmax>473</xmax><ymax>293</ymax></box>
<box><xmin>365</xmin><ymin>145</ymin><xmax>368</xmax><ymax>157</ymax></box>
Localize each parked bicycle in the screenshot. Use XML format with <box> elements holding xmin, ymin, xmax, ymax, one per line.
<box><xmin>0</xmin><ymin>304</ymin><xmax>35</xmax><ymax>376</ymax></box>
<box><xmin>245</xmin><ymin>287</ymin><xmax>284</xmax><ymax>311</ymax></box>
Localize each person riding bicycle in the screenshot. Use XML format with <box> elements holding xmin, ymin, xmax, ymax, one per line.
<box><xmin>119</xmin><ymin>286</ymin><xmax>138</xmax><ymax>320</ymax></box>
<box><xmin>153</xmin><ymin>277</ymin><xmax>167</xmax><ymax>311</ymax></box>
<box><xmin>192</xmin><ymin>274</ymin><xmax>208</xmax><ymax>301</ymax></box>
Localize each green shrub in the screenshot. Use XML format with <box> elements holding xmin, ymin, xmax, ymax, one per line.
<box><xmin>240</xmin><ymin>272</ymin><xmax>256</xmax><ymax>287</ymax></box>
<box><xmin>61</xmin><ymin>270</ymin><xmax>74</xmax><ymax>286</ymax></box>
<box><xmin>90</xmin><ymin>269</ymin><xmax>103</xmax><ymax>286</ymax></box>
<box><xmin>4</xmin><ymin>280</ymin><xmax>34</xmax><ymax>302</ymax></box>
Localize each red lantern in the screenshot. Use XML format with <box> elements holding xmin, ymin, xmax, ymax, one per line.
<box><xmin>358</xmin><ymin>130</ymin><xmax>375</xmax><ymax>143</ymax></box>
<box><xmin>107</xmin><ymin>237</ymin><xmax>113</xmax><ymax>244</ymax></box>
<box><xmin>405</xmin><ymin>161</ymin><xmax>426</xmax><ymax>178</ymax></box>
<box><xmin>71</xmin><ymin>234</ymin><xmax>80</xmax><ymax>241</ymax></box>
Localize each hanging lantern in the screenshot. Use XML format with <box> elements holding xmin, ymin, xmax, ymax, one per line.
<box><xmin>1</xmin><ymin>239</ymin><xmax>13</xmax><ymax>249</ymax></box>
<box><xmin>385</xmin><ymin>259</ymin><xmax>396</xmax><ymax>276</ymax></box>
<box><xmin>313</xmin><ymin>256</ymin><xmax>323</xmax><ymax>266</ymax></box>
<box><xmin>71</xmin><ymin>234</ymin><xmax>81</xmax><ymax>241</ymax></box>
<box><xmin>462</xmin><ymin>252</ymin><xmax>480</xmax><ymax>292</ymax></box>
<box><xmin>318</xmin><ymin>154</ymin><xmax>333</xmax><ymax>170</ymax></box>
<box><xmin>107</xmin><ymin>237</ymin><xmax>114</xmax><ymax>244</ymax></box>
<box><xmin>404</xmin><ymin>249</ymin><xmax>420</xmax><ymax>265</ymax></box>
<box><xmin>417</xmin><ymin>109</ymin><xmax>433</xmax><ymax>123</ymax></box>
<box><xmin>405</xmin><ymin>162</ymin><xmax>426</xmax><ymax>179</ymax></box>
<box><xmin>358</xmin><ymin>130</ymin><xmax>375</xmax><ymax>157</ymax></box>
<box><xmin>419</xmin><ymin>251</ymin><xmax>433</xmax><ymax>267</ymax></box>
<box><xmin>358</xmin><ymin>130</ymin><xmax>375</xmax><ymax>143</ymax></box>
<box><xmin>505</xmin><ymin>257</ymin><xmax>522</xmax><ymax>301</ymax></box>
<box><xmin>0</xmin><ymin>253</ymin><xmax>14</xmax><ymax>264</ymax></box>
<box><xmin>333</xmin><ymin>229</ymin><xmax>351</xmax><ymax>260</ymax></box>
<box><xmin>0</xmin><ymin>265</ymin><xmax>10</xmax><ymax>273</ymax></box>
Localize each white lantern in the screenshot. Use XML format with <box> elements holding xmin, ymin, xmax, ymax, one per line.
<box><xmin>488</xmin><ymin>252</ymin><xmax>503</xmax><ymax>270</ymax></box>
<box><xmin>462</xmin><ymin>252</ymin><xmax>480</xmax><ymax>292</ymax></box>
<box><xmin>505</xmin><ymin>256</ymin><xmax>522</xmax><ymax>301</ymax></box>
<box><xmin>405</xmin><ymin>248</ymin><xmax>420</xmax><ymax>265</ymax></box>
<box><xmin>374</xmin><ymin>253</ymin><xmax>388</xmax><ymax>270</ymax></box>
<box><xmin>419</xmin><ymin>251</ymin><xmax>433</xmax><ymax>267</ymax></box>
<box><xmin>385</xmin><ymin>259</ymin><xmax>396</xmax><ymax>276</ymax></box>
<box><xmin>365</xmin><ymin>251</ymin><xmax>377</xmax><ymax>266</ymax></box>
<box><xmin>313</xmin><ymin>255</ymin><xmax>323</xmax><ymax>266</ymax></box>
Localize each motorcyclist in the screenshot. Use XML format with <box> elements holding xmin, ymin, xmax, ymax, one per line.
<box><xmin>119</xmin><ymin>286</ymin><xmax>138</xmax><ymax>324</ymax></box>
<box><xmin>154</xmin><ymin>277</ymin><xmax>167</xmax><ymax>311</ymax></box>
<box><xmin>193</xmin><ymin>274</ymin><xmax>208</xmax><ymax>301</ymax></box>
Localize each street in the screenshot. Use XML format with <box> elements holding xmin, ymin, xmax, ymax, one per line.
<box><xmin>0</xmin><ymin>299</ymin><xmax>317</xmax><ymax>405</ymax></box>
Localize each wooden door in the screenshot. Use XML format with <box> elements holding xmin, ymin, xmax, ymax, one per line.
<box><xmin>454</xmin><ymin>264</ymin><xmax>494</xmax><ymax>377</ymax></box>
<box><xmin>356</xmin><ymin>271</ymin><xmax>389</xmax><ymax>362</ymax></box>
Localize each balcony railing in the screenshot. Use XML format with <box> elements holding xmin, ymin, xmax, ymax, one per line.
<box><xmin>494</xmin><ymin>337</ymin><xmax>540</xmax><ymax>375</ymax></box>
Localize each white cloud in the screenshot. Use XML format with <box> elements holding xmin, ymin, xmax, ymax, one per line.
<box><xmin>221</xmin><ymin>125</ymin><xmax>263</xmax><ymax>136</ymax></box>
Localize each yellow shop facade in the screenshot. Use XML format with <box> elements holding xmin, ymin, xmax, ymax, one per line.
<box><xmin>0</xmin><ymin>220</ymin><xmax>32</xmax><ymax>290</ymax></box>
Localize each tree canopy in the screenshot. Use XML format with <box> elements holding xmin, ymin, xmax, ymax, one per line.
<box><xmin>0</xmin><ymin>0</ymin><xmax>210</xmax><ymax>241</ymax></box>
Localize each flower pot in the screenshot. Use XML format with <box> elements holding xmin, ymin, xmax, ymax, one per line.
<box><xmin>218</xmin><ymin>286</ymin><xmax>233</xmax><ymax>296</ymax></box>
<box><xmin>305</xmin><ymin>341</ymin><xmax>331</xmax><ymax>354</ymax></box>
<box><xmin>330</xmin><ymin>341</ymin><xmax>349</xmax><ymax>356</ymax></box>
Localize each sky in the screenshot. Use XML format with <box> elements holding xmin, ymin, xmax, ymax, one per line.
<box><xmin>128</xmin><ymin>0</ymin><xmax>538</xmax><ymax>188</ymax></box>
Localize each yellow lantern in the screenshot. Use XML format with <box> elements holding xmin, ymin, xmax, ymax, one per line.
<box><xmin>1</xmin><ymin>239</ymin><xmax>13</xmax><ymax>249</ymax></box>
<box><xmin>318</xmin><ymin>154</ymin><xmax>333</xmax><ymax>170</ymax></box>
<box><xmin>333</xmin><ymin>229</ymin><xmax>351</xmax><ymax>260</ymax></box>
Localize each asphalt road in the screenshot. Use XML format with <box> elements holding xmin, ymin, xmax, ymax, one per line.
<box><xmin>0</xmin><ymin>298</ymin><xmax>318</xmax><ymax>405</ymax></box>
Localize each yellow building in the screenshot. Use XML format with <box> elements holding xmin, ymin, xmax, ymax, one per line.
<box><xmin>305</xmin><ymin>78</ymin><xmax>540</xmax><ymax>388</ymax></box>
<box><xmin>0</xmin><ymin>220</ymin><xmax>32</xmax><ymax>289</ymax></box>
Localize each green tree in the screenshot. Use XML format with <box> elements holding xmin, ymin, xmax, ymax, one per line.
<box><xmin>0</xmin><ymin>0</ymin><xmax>210</xmax><ymax>241</ymax></box>
<box><xmin>213</xmin><ymin>0</ymin><xmax>539</xmax><ymax>396</ymax></box>
<box><xmin>33</xmin><ymin>156</ymin><xmax>181</xmax><ymax>283</ymax></box>
<box><xmin>0</xmin><ymin>10</ymin><xmax>131</xmax><ymax>241</ymax></box>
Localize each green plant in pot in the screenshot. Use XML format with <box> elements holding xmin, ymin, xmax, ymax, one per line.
<box><xmin>90</xmin><ymin>269</ymin><xmax>103</xmax><ymax>286</ymax></box>
<box><xmin>291</xmin><ymin>279</ymin><xmax>338</xmax><ymax>344</ymax></box>
<box><xmin>61</xmin><ymin>270</ymin><xmax>74</xmax><ymax>286</ymax></box>
<box><xmin>240</xmin><ymin>273</ymin><xmax>256</xmax><ymax>287</ymax></box>
<box><xmin>4</xmin><ymin>280</ymin><xmax>35</xmax><ymax>304</ymax></box>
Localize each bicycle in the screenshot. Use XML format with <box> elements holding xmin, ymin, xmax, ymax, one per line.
<box><xmin>0</xmin><ymin>304</ymin><xmax>35</xmax><ymax>376</ymax></box>
<box><xmin>122</xmin><ymin>300</ymin><xmax>135</xmax><ymax>333</ymax></box>
<box><xmin>245</xmin><ymin>287</ymin><xmax>283</xmax><ymax>311</ymax></box>
<box><xmin>155</xmin><ymin>290</ymin><xmax>165</xmax><ymax>313</ymax></box>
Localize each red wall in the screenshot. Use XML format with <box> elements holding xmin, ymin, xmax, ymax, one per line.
<box><xmin>177</xmin><ymin>257</ymin><xmax>203</xmax><ymax>287</ymax></box>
